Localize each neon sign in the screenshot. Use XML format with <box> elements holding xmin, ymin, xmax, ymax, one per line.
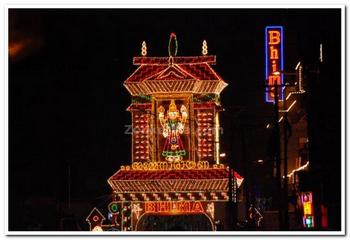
<box><xmin>301</xmin><ymin>192</ymin><xmax>314</xmax><ymax>228</ymax></box>
<box><xmin>125</xmin><ymin>160</ymin><xmax>215</xmax><ymax>171</ymax></box>
<box><xmin>144</xmin><ymin>201</ymin><xmax>204</xmax><ymax>214</ymax></box>
<box><xmin>265</xmin><ymin>26</ymin><xmax>284</xmax><ymax>103</ymax></box>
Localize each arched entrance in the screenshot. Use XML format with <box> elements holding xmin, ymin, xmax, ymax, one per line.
<box><xmin>136</xmin><ymin>213</ymin><xmax>214</xmax><ymax>231</ymax></box>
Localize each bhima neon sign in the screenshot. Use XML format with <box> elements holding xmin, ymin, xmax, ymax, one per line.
<box><xmin>145</xmin><ymin>201</ymin><xmax>204</xmax><ymax>214</ymax></box>
<box><xmin>265</xmin><ymin>26</ymin><xmax>284</xmax><ymax>103</ymax></box>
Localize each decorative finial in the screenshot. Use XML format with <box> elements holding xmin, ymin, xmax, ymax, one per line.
<box><xmin>202</xmin><ymin>40</ymin><xmax>208</xmax><ymax>56</ymax></box>
<box><xmin>168</xmin><ymin>33</ymin><xmax>178</xmax><ymax>57</ymax></box>
<box><xmin>141</xmin><ymin>41</ymin><xmax>147</xmax><ymax>56</ymax></box>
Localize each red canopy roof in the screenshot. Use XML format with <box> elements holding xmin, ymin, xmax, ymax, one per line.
<box><xmin>125</xmin><ymin>56</ymin><xmax>223</xmax><ymax>83</ymax></box>
<box><xmin>109</xmin><ymin>168</ymin><xmax>243</xmax><ymax>181</ymax></box>
<box><xmin>108</xmin><ymin>168</ymin><xmax>244</xmax><ymax>194</ymax></box>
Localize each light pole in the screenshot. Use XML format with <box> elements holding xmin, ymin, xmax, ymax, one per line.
<box><xmin>267</xmin><ymin>68</ymin><xmax>299</xmax><ymax>230</ymax></box>
<box><xmin>282</xmin><ymin>100</ymin><xmax>289</xmax><ymax>230</ymax></box>
<box><xmin>272</xmin><ymin>80</ymin><xmax>283</xmax><ymax>230</ymax></box>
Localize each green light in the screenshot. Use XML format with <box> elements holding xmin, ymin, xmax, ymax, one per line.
<box><xmin>109</xmin><ymin>202</ymin><xmax>119</xmax><ymax>213</ymax></box>
<box><xmin>111</xmin><ymin>204</ymin><xmax>118</xmax><ymax>212</ymax></box>
<box><xmin>305</xmin><ymin>216</ymin><xmax>313</xmax><ymax>228</ymax></box>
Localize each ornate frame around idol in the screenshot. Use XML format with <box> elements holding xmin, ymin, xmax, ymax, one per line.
<box><xmin>154</xmin><ymin>94</ymin><xmax>194</xmax><ymax>163</ymax></box>
<box><xmin>157</xmin><ymin>99</ymin><xmax>188</xmax><ymax>162</ymax></box>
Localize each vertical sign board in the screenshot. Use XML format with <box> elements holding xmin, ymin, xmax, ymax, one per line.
<box><xmin>301</xmin><ymin>192</ymin><xmax>314</xmax><ymax>228</ymax></box>
<box><xmin>265</xmin><ymin>26</ymin><xmax>284</xmax><ymax>103</ymax></box>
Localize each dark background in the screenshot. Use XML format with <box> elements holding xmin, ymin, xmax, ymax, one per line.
<box><xmin>9</xmin><ymin>9</ymin><xmax>341</xmax><ymax>230</ymax></box>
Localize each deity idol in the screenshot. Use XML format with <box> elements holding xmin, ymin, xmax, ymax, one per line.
<box><xmin>158</xmin><ymin>100</ymin><xmax>188</xmax><ymax>162</ymax></box>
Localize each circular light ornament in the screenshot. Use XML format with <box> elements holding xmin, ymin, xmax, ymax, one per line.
<box><xmin>108</xmin><ymin>202</ymin><xmax>119</xmax><ymax>214</ymax></box>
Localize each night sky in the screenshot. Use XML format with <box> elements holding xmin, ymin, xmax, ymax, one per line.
<box><xmin>9</xmin><ymin>9</ymin><xmax>341</xmax><ymax>230</ymax></box>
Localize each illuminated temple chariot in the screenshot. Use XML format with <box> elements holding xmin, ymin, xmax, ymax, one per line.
<box><xmin>86</xmin><ymin>33</ymin><xmax>243</xmax><ymax>231</ymax></box>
